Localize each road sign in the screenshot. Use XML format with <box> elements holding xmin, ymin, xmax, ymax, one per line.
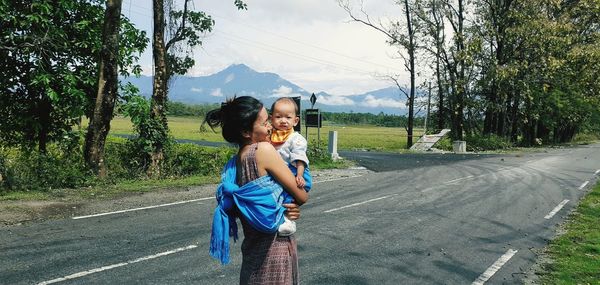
<box><xmin>305</xmin><ymin>108</ymin><xmax>321</xmax><ymax>128</ymax></box>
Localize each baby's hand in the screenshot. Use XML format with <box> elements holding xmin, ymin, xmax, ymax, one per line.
<box><xmin>296</xmin><ymin>176</ymin><xmax>306</xmax><ymax>188</ymax></box>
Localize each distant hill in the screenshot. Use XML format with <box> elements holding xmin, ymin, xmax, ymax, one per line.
<box><xmin>122</xmin><ymin>64</ymin><xmax>408</xmax><ymax>115</ymax></box>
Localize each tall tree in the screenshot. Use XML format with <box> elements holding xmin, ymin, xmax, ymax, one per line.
<box><xmin>84</xmin><ymin>0</ymin><xmax>123</xmax><ymax>176</ymax></box>
<box><xmin>148</xmin><ymin>0</ymin><xmax>246</xmax><ymax>176</ymax></box>
<box><xmin>338</xmin><ymin>0</ymin><xmax>420</xmax><ymax>148</ymax></box>
<box><xmin>0</xmin><ymin>0</ymin><xmax>145</xmax><ymax>153</ymax></box>
<box><xmin>415</xmin><ymin>0</ymin><xmax>450</xmax><ymax>132</ymax></box>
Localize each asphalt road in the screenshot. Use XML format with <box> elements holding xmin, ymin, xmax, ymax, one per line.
<box><xmin>1</xmin><ymin>143</ymin><xmax>599</xmax><ymax>284</ymax></box>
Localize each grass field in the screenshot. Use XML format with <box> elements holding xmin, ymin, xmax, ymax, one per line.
<box><xmin>106</xmin><ymin>116</ymin><xmax>422</xmax><ymax>152</ymax></box>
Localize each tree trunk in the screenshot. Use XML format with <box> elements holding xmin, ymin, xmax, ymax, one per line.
<box><xmin>509</xmin><ymin>89</ymin><xmax>519</xmax><ymax>142</ymax></box>
<box><xmin>149</xmin><ymin>0</ymin><xmax>169</xmax><ymax>177</ymax></box>
<box><xmin>38</xmin><ymin>95</ymin><xmax>51</xmax><ymax>153</ymax></box>
<box><xmin>404</xmin><ymin>0</ymin><xmax>415</xmax><ymax>148</ymax></box>
<box><xmin>436</xmin><ymin>57</ymin><xmax>445</xmax><ymax>132</ymax></box>
<box><xmin>84</xmin><ymin>0</ymin><xmax>123</xmax><ymax>177</ymax></box>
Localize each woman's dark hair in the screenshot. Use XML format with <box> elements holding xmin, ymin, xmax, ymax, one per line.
<box><xmin>203</xmin><ymin>96</ymin><xmax>264</xmax><ymax>145</ymax></box>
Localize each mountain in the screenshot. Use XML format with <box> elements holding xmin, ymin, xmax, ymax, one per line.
<box><xmin>122</xmin><ymin>64</ymin><xmax>408</xmax><ymax>115</ymax></box>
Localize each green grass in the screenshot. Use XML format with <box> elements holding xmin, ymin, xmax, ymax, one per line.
<box><xmin>538</xmin><ymin>181</ymin><xmax>600</xmax><ymax>284</ymax></box>
<box><xmin>106</xmin><ymin>116</ymin><xmax>420</xmax><ymax>152</ymax></box>
<box><xmin>0</xmin><ymin>174</ymin><xmax>220</xmax><ymax>202</ymax></box>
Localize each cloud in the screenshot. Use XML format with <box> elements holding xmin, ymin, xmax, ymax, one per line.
<box><xmin>191</xmin><ymin>87</ymin><xmax>203</xmax><ymax>93</ymax></box>
<box><xmin>210</xmin><ymin>88</ymin><xmax>223</xmax><ymax>97</ymax></box>
<box><xmin>317</xmin><ymin>95</ymin><xmax>355</xmax><ymax>106</ymax></box>
<box><xmin>270</xmin><ymin>85</ymin><xmax>302</xmax><ymax>98</ymax></box>
<box><xmin>360</xmin><ymin>94</ymin><xmax>404</xmax><ymax>108</ymax></box>
<box><xmin>224</xmin><ymin>73</ymin><xmax>235</xmax><ymax>83</ymax></box>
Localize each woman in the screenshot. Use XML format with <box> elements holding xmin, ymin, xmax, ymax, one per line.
<box><xmin>204</xmin><ymin>96</ymin><xmax>309</xmax><ymax>285</ymax></box>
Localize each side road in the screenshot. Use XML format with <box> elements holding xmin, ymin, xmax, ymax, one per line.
<box><xmin>0</xmin><ymin>167</ymin><xmax>371</xmax><ymax>227</ymax></box>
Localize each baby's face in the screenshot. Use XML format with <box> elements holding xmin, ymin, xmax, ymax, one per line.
<box><xmin>271</xmin><ymin>101</ymin><xmax>299</xmax><ymax>131</ymax></box>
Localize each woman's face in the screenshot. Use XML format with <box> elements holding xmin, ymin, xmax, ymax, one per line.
<box><xmin>248</xmin><ymin>107</ymin><xmax>272</xmax><ymax>143</ymax></box>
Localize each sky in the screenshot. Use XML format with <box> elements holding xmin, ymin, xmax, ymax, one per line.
<box><xmin>122</xmin><ymin>0</ymin><xmax>411</xmax><ymax>96</ymax></box>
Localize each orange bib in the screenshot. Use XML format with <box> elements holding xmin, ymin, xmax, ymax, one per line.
<box><xmin>270</xmin><ymin>129</ymin><xmax>293</xmax><ymax>146</ymax></box>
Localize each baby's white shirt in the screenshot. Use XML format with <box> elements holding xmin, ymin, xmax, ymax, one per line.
<box><xmin>274</xmin><ymin>132</ymin><xmax>309</xmax><ymax>166</ymax></box>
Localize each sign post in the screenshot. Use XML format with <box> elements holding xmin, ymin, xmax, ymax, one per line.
<box><xmin>305</xmin><ymin>93</ymin><xmax>322</xmax><ymax>144</ymax></box>
<box><xmin>305</xmin><ymin>108</ymin><xmax>322</xmax><ymax>144</ymax></box>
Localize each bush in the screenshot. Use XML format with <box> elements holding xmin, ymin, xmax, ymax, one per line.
<box><xmin>0</xmin><ymin>137</ymin><xmax>236</xmax><ymax>192</ymax></box>
<box><xmin>433</xmin><ymin>137</ymin><xmax>453</xmax><ymax>151</ymax></box>
<box><xmin>164</xmin><ymin>144</ymin><xmax>235</xmax><ymax>177</ymax></box>
<box><xmin>464</xmin><ymin>134</ymin><xmax>513</xmax><ymax>151</ymax></box>
<box><xmin>432</xmin><ymin>134</ymin><xmax>513</xmax><ymax>152</ymax></box>
<box><xmin>307</xmin><ymin>140</ymin><xmax>333</xmax><ymax>166</ymax></box>
<box><xmin>0</xmin><ymin>145</ymin><xmax>93</xmax><ymax>191</ymax></box>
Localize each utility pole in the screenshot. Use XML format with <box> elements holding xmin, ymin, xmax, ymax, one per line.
<box><xmin>424</xmin><ymin>82</ymin><xmax>432</xmax><ymax>135</ymax></box>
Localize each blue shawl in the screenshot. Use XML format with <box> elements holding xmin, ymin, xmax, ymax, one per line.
<box><xmin>209</xmin><ymin>156</ymin><xmax>287</xmax><ymax>265</ymax></box>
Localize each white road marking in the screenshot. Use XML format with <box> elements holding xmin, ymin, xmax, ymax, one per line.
<box><xmin>314</xmin><ymin>175</ymin><xmax>363</xmax><ymax>184</ymax></box>
<box><xmin>579</xmin><ymin>181</ymin><xmax>589</xmax><ymax>190</ymax></box>
<box><xmin>37</xmin><ymin>245</ymin><xmax>197</xmax><ymax>285</ymax></box>
<box><xmin>72</xmin><ymin>198</ymin><xmax>214</xmax><ymax>220</ymax></box>
<box><xmin>445</xmin><ymin>175</ymin><xmax>474</xmax><ymax>184</ymax></box>
<box><xmin>472</xmin><ymin>249</ymin><xmax>518</xmax><ymax>285</ymax></box>
<box><xmin>71</xmin><ymin>174</ymin><xmax>363</xmax><ymax>220</ymax></box>
<box><xmin>595</xmin><ymin>169</ymin><xmax>600</xmax><ymax>175</ymax></box>
<box><xmin>544</xmin><ymin>199</ymin><xmax>570</xmax><ymax>219</ymax></box>
<box><xmin>324</xmin><ymin>194</ymin><xmax>397</xmax><ymax>213</ymax></box>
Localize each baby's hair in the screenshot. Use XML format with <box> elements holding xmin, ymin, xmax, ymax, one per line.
<box><xmin>203</xmin><ymin>96</ymin><xmax>264</xmax><ymax>146</ymax></box>
<box><xmin>271</xmin><ymin>97</ymin><xmax>299</xmax><ymax>116</ymax></box>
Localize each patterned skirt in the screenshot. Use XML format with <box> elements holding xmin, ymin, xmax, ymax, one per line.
<box><xmin>239</xmin><ymin>221</ymin><xmax>298</xmax><ymax>285</ymax></box>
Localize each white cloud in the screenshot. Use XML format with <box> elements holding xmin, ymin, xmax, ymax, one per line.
<box><xmin>360</xmin><ymin>94</ymin><xmax>404</xmax><ymax>108</ymax></box>
<box><xmin>224</xmin><ymin>73</ymin><xmax>235</xmax><ymax>83</ymax></box>
<box><xmin>190</xmin><ymin>87</ymin><xmax>203</xmax><ymax>93</ymax></box>
<box><xmin>210</xmin><ymin>88</ymin><xmax>223</xmax><ymax>97</ymax></box>
<box><xmin>128</xmin><ymin>0</ymin><xmax>412</xmax><ymax>100</ymax></box>
<box><xmin>317</xmin><ymin>95</ymin><xmax>355</xmax><ymax>106</ymax></box>
<box><xmin>270</xmin><ymin>85</ymin><xmax>302</xmax><ymax>98</ymax></box>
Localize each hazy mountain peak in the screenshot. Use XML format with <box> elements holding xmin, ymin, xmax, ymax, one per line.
<box><xmin>122</xmin><ymin>64</ymin><xmax>407</xmax><ymax>115</ymax></box>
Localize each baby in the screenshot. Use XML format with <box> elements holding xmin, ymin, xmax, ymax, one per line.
<box><xmin>270</xmin><ymin>97</ymin><xmax>312</xmax><ymax>236</ymax></box>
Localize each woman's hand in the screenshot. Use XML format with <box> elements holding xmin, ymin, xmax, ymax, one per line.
<box><xmin>283</xmin><ymin>203</ymin><xmax>301</xmax><ymax>221</ymax></box>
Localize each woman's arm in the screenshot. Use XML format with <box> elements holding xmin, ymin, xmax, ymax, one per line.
<box><xmin>255</xmin><ymin>142</ymin><xmax>309</xmax><ymax>205</ymax></box>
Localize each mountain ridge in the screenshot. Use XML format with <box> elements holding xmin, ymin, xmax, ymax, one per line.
<box><xmin>123</xmin><ymin>64</ymin><xmax>408</xmax><ymax>115</ymax></box>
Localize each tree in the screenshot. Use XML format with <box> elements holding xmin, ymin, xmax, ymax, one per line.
<box><xmin>84</xmin><ymin>0</ymin><xmax>123</xmax><ymax>177</ymax></box>
<box><xmin>147</xmin><ymin>0</ymin><xmax>246</xmax><ymax>176</ymax></box>
<box><xmin>338</xmin><ymin>0</ymin><xmax>420</xmax><ymax>148</ymax></box>
<box><xmin>415</xmin><ymin>0</ymin><xmax>449</xmax><ymax>132</ymax></box>
<box><xmin>0</xmin><ymin>0</ymin><xmax>146</xmax><ymax>153</ymax></box>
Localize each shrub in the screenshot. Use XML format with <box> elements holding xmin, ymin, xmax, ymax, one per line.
<box><xmin>0</xmin><ymin>145</ymin><xmax>93</xmax><ymax>191</ymax></box>
<box><xmin>307</xmin><ymin>140</ymin><xmax>333</xmax><ymax>166</ymax></box>
<box><xmin>464</xmin><ymin>134</ymin><xmax>513</xmax><ymax>151</ymax></box>
<box><xmin>164</xmin><ymin>144</ymin><xmax>235</xmax><ymax>177</ymax></box>
<box><xmin>0</xmin><ymin>137</ymin><xmax>236</xmax><ymax>192</ymax></box>
<box><xmin>433</xmin><ymin>137</ymin><xmax>453</xmax><ymax>151</ymax></box>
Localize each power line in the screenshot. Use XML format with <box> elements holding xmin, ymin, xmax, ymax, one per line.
<box><xmin>209</xmin><ymin>13</ymin><xmax>403</xmax><ymax>73</ymax></box>
<box><xmin>121</xmin><ymin>0</ymin><xmax>403</xmax><ymax>76</ymax></box>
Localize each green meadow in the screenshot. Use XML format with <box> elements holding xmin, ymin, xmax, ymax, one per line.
<box><xmin>107</xmin><ymin>116</ymin><xmax>423</xmax><ymax>152</ymax></box>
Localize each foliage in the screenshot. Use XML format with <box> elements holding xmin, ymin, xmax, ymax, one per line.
<box><xmin>0</xmin><ymin>144</ymin><xmax>93</xmax><ymax>191</ymax></box>
<box><xmin>166</xmin><ymin>101</ymin><xmax>220</xmax><ymax>117</ymax></box>
<box><xmin>320</xmin><ymin>111</ymin><xmax>422</xmax><ymax>128</ymax></box>
<box><xmin>120</xmin><ymin>94</ymin><xmax>173</xmax><ymax>170</ymax></box>
<box><xmin>433</xmin><ymin>137</ymin><xmax>453</xmax><ymax>152</ymax></box>
<box><xmin>306</xmin><ymin>140</ymin><xmax>334</xmax><ymax>166</ymax></box>
<box><xmin>464</xmin><ymin>134</ymin><xmax>513</xmax><ymax>152</ymax></box>
<box><xmin>411</xmin><ymin>0</ymin><xmax>600</xmax><ymax>146</ymax></box>
<box><xmin>0</xmin><ymin>0</ymin><xmax>147</xmax><ymax>152</ymax></box>
<box><xmin>165</xmin><ymin>144</ymin><xmax>234</xmax><ymax>177</ymax></box>
<box><xmin>0</xmin><ymin>137</ymin><xmax>235</xmax><ymax>192</ymax></box>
